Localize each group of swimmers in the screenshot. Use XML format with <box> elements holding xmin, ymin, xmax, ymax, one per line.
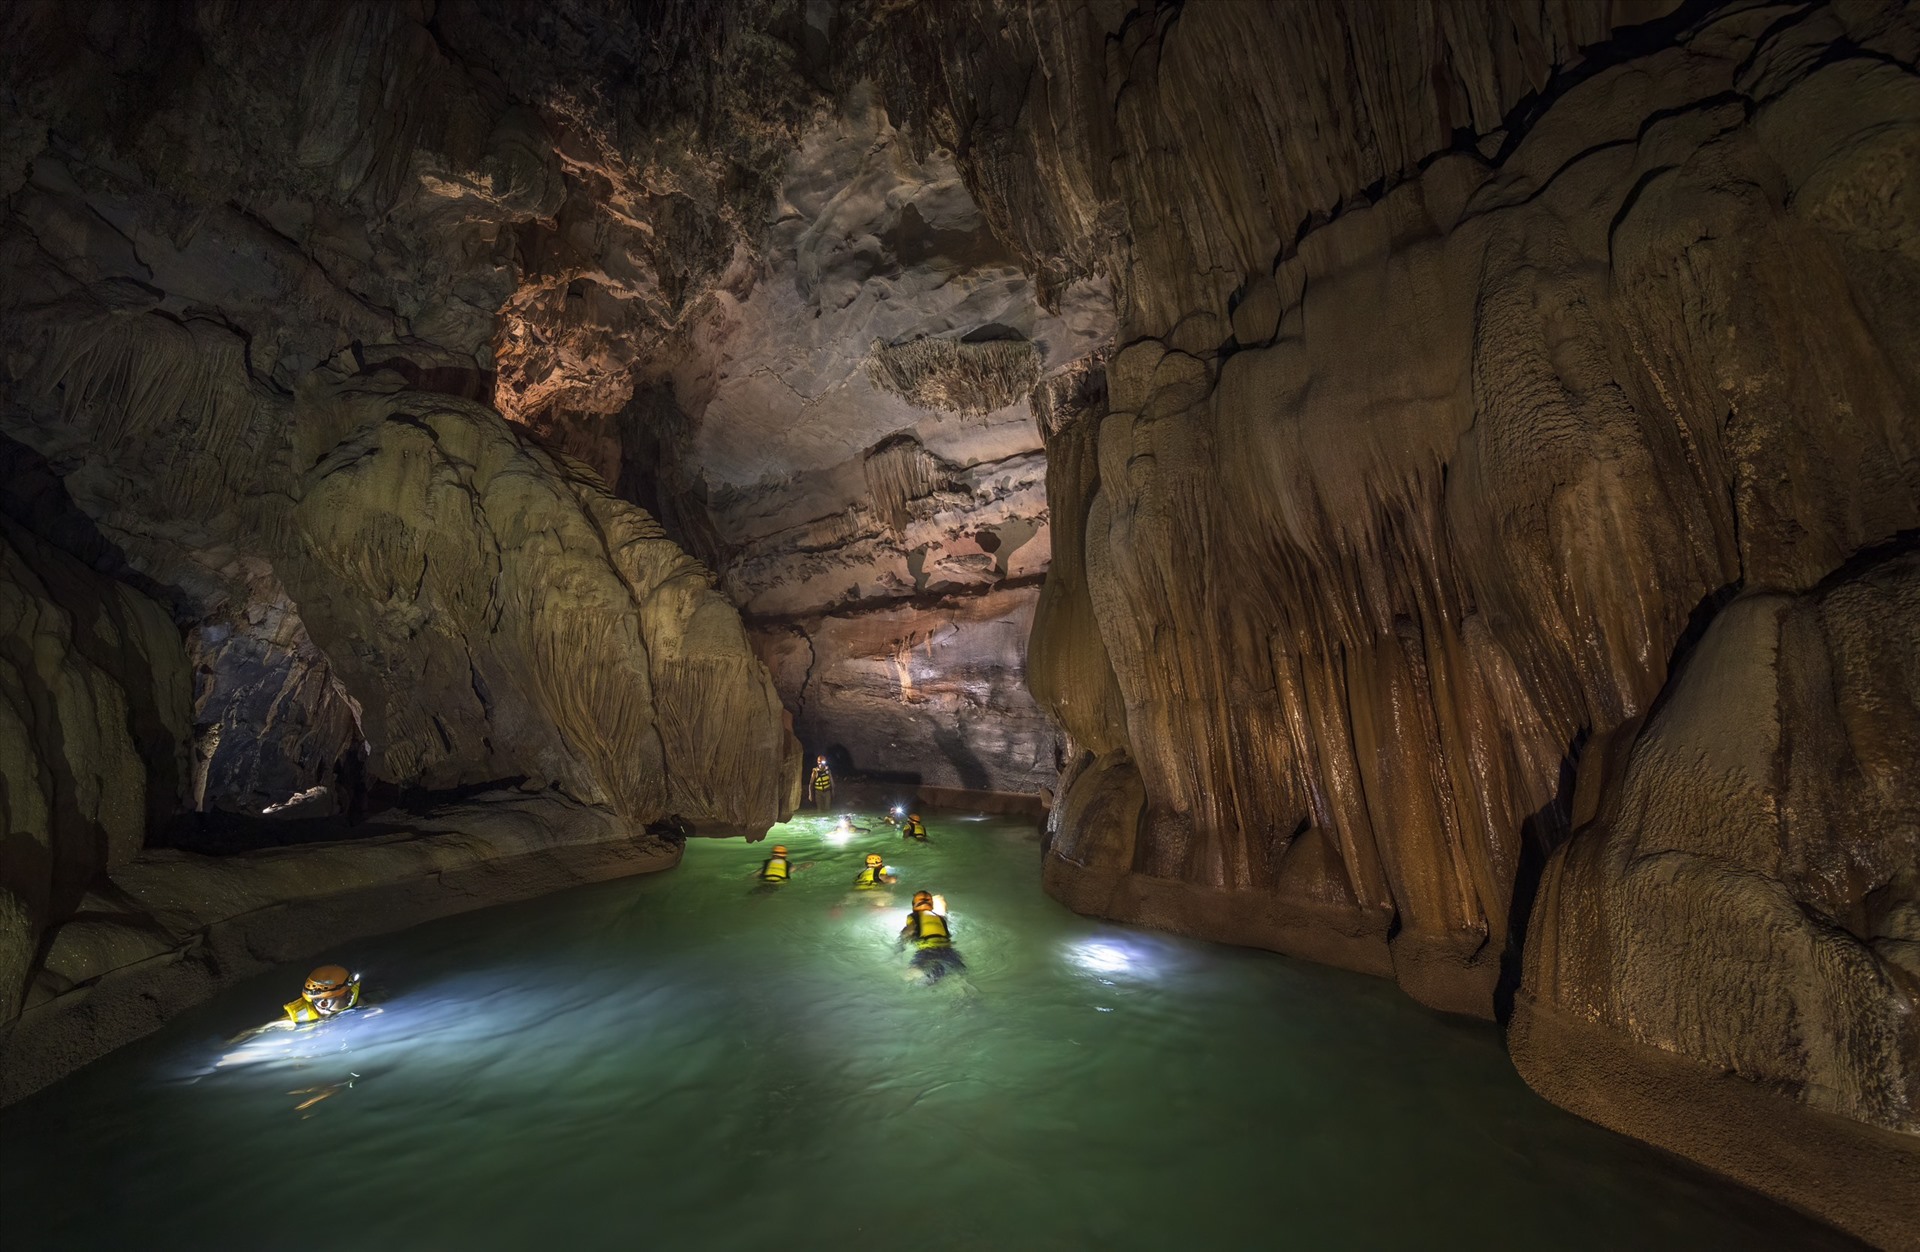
<box><xmin>756</xmin><ymin>806</ymin><xmax>964</xmax><ymax>982</ymax></box>
<box><xmin>264</xmin><ymin>802</ymin><xmax>962</xmax><ymax>1029</ymax></box>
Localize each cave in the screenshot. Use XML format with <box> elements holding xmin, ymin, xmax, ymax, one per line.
<box><xmin>1</xmin><ymin>1</ymin><xmax>1916</xmax><ymax>1247</ymax></box>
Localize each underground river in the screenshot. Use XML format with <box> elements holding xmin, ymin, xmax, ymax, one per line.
<box><xmin>1</xmin><ymin>809</ymin><xmax>1853</xmax><ymax>1250</ymax></box>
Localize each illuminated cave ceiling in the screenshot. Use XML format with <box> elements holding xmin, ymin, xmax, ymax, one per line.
<box><xmin>489</xmin><ymin>84</ymin><xmax>1116</xmax><ymax>795</ymax></box>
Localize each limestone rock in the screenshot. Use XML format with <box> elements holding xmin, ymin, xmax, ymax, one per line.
<box><xmin>279</xmin><ymin>383</ymin><xmax>797</xmax><ymax>833</ymax></box>
<box><xmin>866</xmin><ymin>336</ymin><xmax>1043</xmax><ymax>417</ymax></box>
<box><xmin>751</xmin><ymin>584</ymin><xmax>1058</xmax><ymax>796</ymax></box>
<box><xmin>0</xmin><ymin>520</ymin><xmax>190</xmax><ymax>1022</ymax></box>
<box><xmin>1027</xmin><ymin>3</ymin><xmax>1920</xmax><ymax>1027</ymax></box>
<box><xmin>1514</xmin><ymin>554</ymin><xmax>1920</xmax><ymax>1244</ymax></box>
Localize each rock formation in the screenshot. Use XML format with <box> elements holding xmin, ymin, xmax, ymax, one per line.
<box><xmin>635</xmin><ymin>90</ymin><xmax>1109</xmax><ymax>794</ymax></box>
<box><xmin>753</xmin><ymin>584</ymin><xmax>1058</xmax><ymax>796</ymax></box>
<box><xmin>2</xmin><ymin>0</ymin><xmax>1918</xmax><ymax>1241</ymax></box>
<box><xmin>862</xmin><ymin>0</ymin><xmax>1920</xmax><ymax>1239</ymax></box>
<box><xmin>0</xmin><ymin>520</ymin><xmax>190</xmax><ymax>1024</ymax></box>
<box><xmin>0</xmin><ymin>0</ymin><xmax>799</xmax><ymax>1089</ymax></box>
<box><xmin>1514</xmin><ymin>550</ymin><xmax>1920</xmax><ymax>1246</ymax></box>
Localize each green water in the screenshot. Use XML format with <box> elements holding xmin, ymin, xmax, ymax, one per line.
<box><xmin>1</xmin><ymin>810</ymin><xmax>1851</xmax><ymax>1250</ymax></box>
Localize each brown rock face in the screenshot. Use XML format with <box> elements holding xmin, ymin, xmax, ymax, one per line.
<box><xmin>1006</xmin><ymin>2</ymin><xmax>1920</xmax><ymax>1004</ymax></box>
<box><xmin>752</xmin><ymin>584</ymin><xmax>1058</xmax><ymax>796</ymax></box>
<box><xmin>626</xmin><ymin>91</ymin><xmax>1107</xmax><ymax>795</ymax></box>
<box><xmin>874</xmin><ymin>0</ymin><xmax>1920</xmax><ymax>1240</ymax></box>
<box><xmin>1514</xmin><ymin>554</ymin><xmax>1920</xmax><ymax>1243</ymax></box>
<box><xmin>0</xmin><ymin>521</ymin><xmax>190</xmax><ymax>1022</ymax></box>
<box><xmin>0</xmin><ymin>0</ymin><xmax>800</xmax><ymax>1051</ymax></box>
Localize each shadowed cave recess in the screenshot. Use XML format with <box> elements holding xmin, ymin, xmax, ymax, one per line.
<box><xmin>0</xmin><ymin>0</ymin><xmax>1916</xmax><ymax>1246</ymax></box>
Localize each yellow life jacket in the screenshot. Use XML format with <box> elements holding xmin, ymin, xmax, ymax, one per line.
<box><xmin>760</xmin><ymin>855</ymin><xmax>790</xmax><ymax>881</ymax></box>
<box><xmin>908</xmin><ymin>910</ymin><xmax>951</xmax><ymax>948</ymax></box>
<box><xmin>282</xmin><ymin>980</ymin><xmax>360</xmax><ymax>1024</ymax></box>
<box><xmin>854</xmin><ymin>864</ymin><xmax>887</xmax><ymax>888</ymax></box>
<box><xmin>811</xmin><ymin>767</ymin><xmax>833</xmax><ymax>791</ymax></box>
<box><xmin>903</xmin><ymin>817</ymin><xmax>926</xmax><ymax>838</ymax></box>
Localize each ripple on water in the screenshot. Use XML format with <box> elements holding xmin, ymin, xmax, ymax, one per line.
<box><xmin>0</xmin><ymin>810</ymin><xmax>1859</xmax><ymax>1251</ymax></box>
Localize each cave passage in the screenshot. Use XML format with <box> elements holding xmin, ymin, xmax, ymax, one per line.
<box><xmin>0</xmin><ymin>812</ymin><xmax>1849</xmax><ymax>1250</ymax></box>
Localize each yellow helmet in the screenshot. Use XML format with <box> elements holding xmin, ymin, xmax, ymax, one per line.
<box><xmin>303</xmin><ymin>965</ymin><xmax>351</xmax><ymax>1001</ymax></box>
<box><xmin>912</xmin><ymin>891</ymin><xmax>933</xmax><ymax>910</ymax></box>
<box><xmin>865</xmin><ymin>853</ymin><xmax>884</xmax><ymax>866</ymax></box>
<box><xmin>908</xmin><ymin>813</ymin><xmax>922</xmax><ymax>822</ymax></box>
<box><xmin>771</xmin><ymin>845</ymin><xmax>788</xmax><ymax>856</ymax></box>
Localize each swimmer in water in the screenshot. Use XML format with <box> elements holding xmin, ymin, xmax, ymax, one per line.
<box><xmin>898</xmin><ymin>891</ymin><xmax>965</xmax><ymax>983</ymax></box>
<box><xmin>758</xmin><ymin>844</ymin><xmax>793</xmax><ymax>882</ymax></box>
<box><xmin>225</xmin><ymin>965</ymin><xmax>369</xmax><ymax>1044</ymax></box>
<box><xmin>853</xmin><ymin>852</ymin><xmax>896</xmax><ymax>889</ymax></box>
<box><xmin>283</xmin><ymin>965</ymin><xmax>362</xmax><ymax>1023</ymax></box>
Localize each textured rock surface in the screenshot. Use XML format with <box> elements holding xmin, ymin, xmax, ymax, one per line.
<box><xmin>185</xmin><ymin>600</ymin><xmax>361</xmax><ymax>817</ymax></box>
<box><xmin>0</xmin><ymin>0</ymin><xmax>799</xmax><ymax>1052</ymax></box>
<box><xmin>869</xmin><ymin>0</ymin><xmax>1920</xmax><ymax>1240</ymax></box>
<box><xmin>3</xmin><ymin>792</ymin><xmax>679</xmax><ymax>1106</ymax></box>
<box><xmin>0</xmin><ymin>520</ymin><xmax>190</xmax><ymax>1023</ymax></box>
<box><xmin>1012</xmin><ymin>3</ymin><xmax>1920</xmax><ymax>1017</ymax></box>
<box><xmin>1512</xmin><ymin>555</ymin><xmax>1920</xmax><ymax>1242</ymax></box>
<box><xmin>639</xmin><ymin>91</ymin><xmax>1108</xmax><ymax>791</ymax></box>
<box><xmin>751</xmin><ymin>583</ymin><xmax>1058</xmax><ymax>796</ymax></box>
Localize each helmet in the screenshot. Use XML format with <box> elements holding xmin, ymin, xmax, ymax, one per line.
<box><xmin>771</xmin><ymin>845</ymin><xmax>788</xmax><ymax>856</ymax></box>
<box><xmin>908</xmin><ymin>813</ymin><xmax>922</xmax><ymax>822</ymax></box>
<box><xmin>817</xmin><ymin>756</ymin><xmax>827</xmax><ymax>765</ymax></box>
<box><xmin>303</xmin><ymin>965</ymin><xmax>351</xmax><ymax>1002</ymax></box>
<box><xmin>865</xmin><ymin>853</ymin><xmax>884</xmax><ymax>866</ymax></box>
<box><xmin>912</xmin><ymin>891</ymin><xmax>933</xmax><ymax>909</ymax></box>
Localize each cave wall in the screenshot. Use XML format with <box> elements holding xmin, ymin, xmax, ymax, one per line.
<box><xmin>624</xmin><ymin>91</ymin><xmax>1109</xmax><ymax>796</ymax></box>
<box><xmin>1511</xmin><ymin>550</ymin><xmax>1920</xmax><ymax>1245</ymax></box>
<box><xmin>0</xmin><ymin>0</ymin><xmax>802</xmax><ymax>1043</ymax></box>
<box><xmin>751</xmin><ymin>583</ymin><xmax>1058</xmax><ymax>796</ymax></box>
<box><xmin>0</xmin><ymin>519</ymin><xmax>190</xmax><ymax>1021</ymax></box>
<box><xmin>854</xmin><ymin>0</ymin><xmax>1920</xmax><ymax>1238</ymax></box>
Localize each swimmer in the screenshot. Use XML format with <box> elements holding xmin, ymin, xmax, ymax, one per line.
<box><xmin>853</xmin><ymin>852</ymin><xmax>896</xmax><ymax>889</ymax></box>
<box><xmin>897</xmin><ymin>890</ymin><xmax>965</xmax><ymax>983</ymax></box>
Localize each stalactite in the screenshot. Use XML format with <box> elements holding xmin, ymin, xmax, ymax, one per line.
<box><xmin>864</xmin><ymin>335</ymin><xmax>1041</xmax><ymax>416</ymax></box>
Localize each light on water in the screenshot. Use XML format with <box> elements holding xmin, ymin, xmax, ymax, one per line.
<box><xmin>1067</xmin><ymin>939</ymin><xmax>1145</xmax><ymax>977</ymax></box>
<box><xmin>0</xmin><ymin>811</ymin><xmax>1849</xmax><ymax>1250</ymax></box>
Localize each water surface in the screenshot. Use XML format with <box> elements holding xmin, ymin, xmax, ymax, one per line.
<box><xmin>2</xmin><ymin>811</ymin><xmax>1850</xmax><ymax>1249</ymax></box>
